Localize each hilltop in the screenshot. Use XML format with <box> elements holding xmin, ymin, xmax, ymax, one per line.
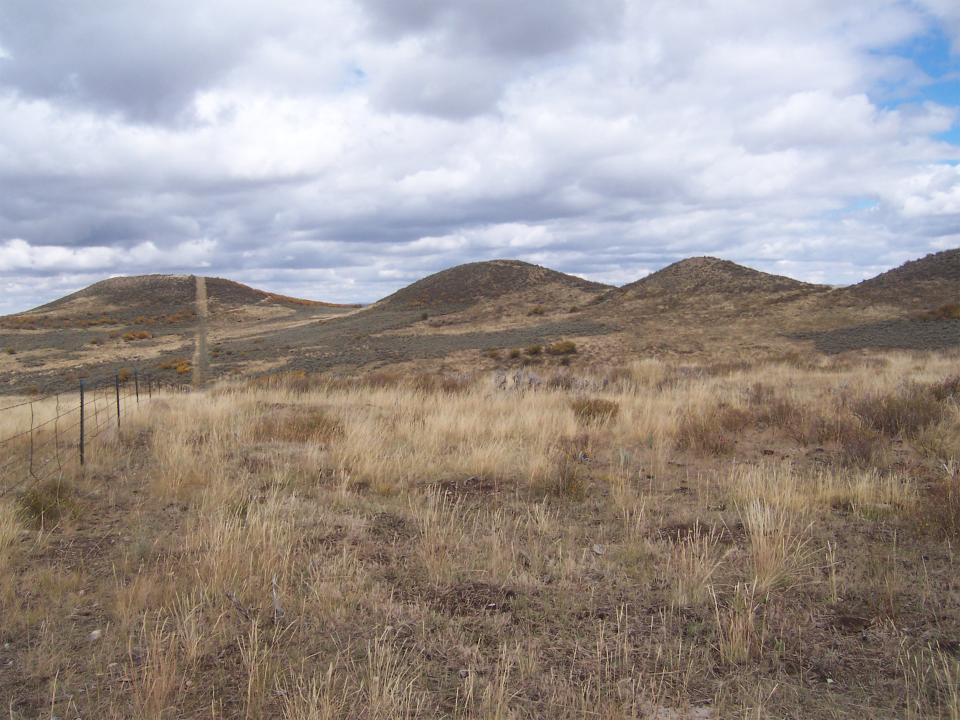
<box><xmin>619</xmin><ymin>257</ymin><xmax>821</xmax><ymax>298</ymax></box>
<box><xmin>593</xmin><ymin>256</ymin><xmax>829</xmax><ymax>324</ymax></box>
<box><xmin>375</xmin><ymin>260</ymin><xmax>610</xmax><ymax>317</ymax></box>
<box><xmin>10</xmin><ymin>274</ymin><xmax>353</xmax><ymax>329</ymax></box>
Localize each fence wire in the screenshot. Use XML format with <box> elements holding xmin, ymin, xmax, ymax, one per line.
<box><xmin>0</xmin><ymin>369</ymin><xmax>191</xmax><ymax>498</ymax></box>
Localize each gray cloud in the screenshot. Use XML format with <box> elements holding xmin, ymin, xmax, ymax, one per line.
<box><xmin>0</xmin><ymin>1</ymin><xmax>259</xmax><ymax>121</ymax></box>
<box><xmin>0</xmin><ymin>0</ymin><xmax>957</xmax><ymax>314</ymax></box>
<box><xmin>358</xmin><ymin>0</ymin><xmax>624</xmax><ymax>57</ymax></box>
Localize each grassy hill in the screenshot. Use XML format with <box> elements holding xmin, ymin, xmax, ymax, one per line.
<box><xmin>841</xmin><ymin>249</ymin><xmax>960</xmax><ymax>310</ymax></box>
<box><xmin>375</xmin><ymin>260</ymin><xmax>610</xmax><ymax>316</ymax></box>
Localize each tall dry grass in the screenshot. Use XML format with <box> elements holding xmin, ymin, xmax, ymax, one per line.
<box><xmin>2</xmin><ymin>352</ymin><xmax>960</xmax><ymax>718</ymax></box>
<box><xmin>0</xmin><ymin>499</ymin><xmax>20</xmax><ymax>570</ymax></box>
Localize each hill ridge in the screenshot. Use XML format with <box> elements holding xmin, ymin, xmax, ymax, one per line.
<box><xmin>843</xmin><ymin>249</ymin><xmax>960</xmax><ymax>308</ymax></box>
<box><xmin>375</xmin><ymin>258</ymin><xmax>611</xmax><ymax>313</ymax></box>
<box><xmin>615</xmin><ymin>255</ymin><xmax>824</xmax><ymax>299</ymax></box>
<box><xmin>17</xmin><ymin>273</ymin><xmax>353</xmax><ymax>317</ymax></box>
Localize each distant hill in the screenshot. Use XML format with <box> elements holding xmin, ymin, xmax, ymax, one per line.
<box><xmin>2</xmin><ymin>274</ymin><xmax>352</xmax><ymax>330</ymax></box>
<box><xmin>618</xmin><ymin>257</ymin><xmax>822</xmax><ymax>298</ymax></box>
<box><xmin>3</xmin><ymin>249</ymin><xmax>960</xmax><ymax>394</ymax></box>
<box><xmin>841</xmin><ymin>249</ymin><xmax>960</xmax><ymax>310</ymax></box>
<box><xmin>374</xmin><ymin>259</ymin><xmax>610</xmax><ymax>315</ymax></box>
<box><xmin>592</xmin><ymin>257</ymin><xmax>828</xmax><ymax>323</ymax></box>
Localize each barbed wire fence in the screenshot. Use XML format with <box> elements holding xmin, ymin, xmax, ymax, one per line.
<box><xmin>0</xmin><ymin>369</ymin><xmax>192</xmax><ymax>498</ymax></box>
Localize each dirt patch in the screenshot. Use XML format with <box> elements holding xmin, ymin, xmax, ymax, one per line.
<box><xmin>429</xmin><ymin>581</ymin><xmax>518</xmax><ymax>616</ymax></box>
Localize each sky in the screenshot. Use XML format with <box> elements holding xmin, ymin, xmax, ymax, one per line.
<box><xmin>0</xmin><ymin>0</ymin><xmax>958</xmax><ymax>313</ymax></box>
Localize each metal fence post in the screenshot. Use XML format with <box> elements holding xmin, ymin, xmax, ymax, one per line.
<box><xmin>79</xmin><ymin>380</ymin><xmax>85</xmax><ymax>466</ymax></box>
<box><xmin>134</xmin><ymin>369</ymin><xmax>140</xmax><ymax>404</ymax></box>
<box><xmin>115</xmin><ymin>373</ymin><xmax>121</xmax><ymax>428</ymax></box>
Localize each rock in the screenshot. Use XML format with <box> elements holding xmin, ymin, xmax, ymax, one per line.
<box><xmin>458</xmin><ymin>669</ymin><xmax>469</xmax><ymax>679</ymax></box>
<box><xmin>592</xmin><ymin>544</ymin><xmax>605</xmax><ymax>556</ymax></box>
<box><xmin>88</xmin><ymin>629</ymin><xmax>102</xmax><ymax>642</ymax></box>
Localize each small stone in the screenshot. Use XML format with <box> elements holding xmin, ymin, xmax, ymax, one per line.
<box><xmin>88</xmin><ymin>629</ymin><xmax>102</xmax><ymax>642</ymax></box>
<box><xmin>592</xmin><ymin>544</ymin><xmax>605</xmax><ymax>556</ymax></box>
<box><xmin>458</xmin><ymin>669</ymin><xmax>469</xmax><ymax>679</ymax></box>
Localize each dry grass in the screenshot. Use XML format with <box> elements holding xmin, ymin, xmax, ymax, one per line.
<box><xmin>2</xmin><ymin>351</ymin><xmax>960</xmax><ymax>717</ymax></box>
<box><xmin>0</xmin><ymin>500</ymin><xmax>20</xmax><ymax>570</ymax></box>
<box><xmin>667</xmin><ymin>523</ymin><xmax>726</xmax><ymax>608</ymax></box>
<box><xmin>712</xmin><ymin>581</ymin><xmax>765</xmax><ymax>666</ymax></box>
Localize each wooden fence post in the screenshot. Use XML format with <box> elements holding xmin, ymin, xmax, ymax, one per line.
<box><xmin>79</xmin><ymin>380</ymin><xmax>85</xmax><ymax>466</ymax></box>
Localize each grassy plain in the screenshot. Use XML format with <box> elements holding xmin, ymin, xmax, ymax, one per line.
<box><xmin>1</xmin><ymin>352</ymin><xmax>959</xmax><ymax>718</ymax></box>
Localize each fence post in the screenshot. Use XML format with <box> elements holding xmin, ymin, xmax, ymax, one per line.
<box><xmin>134</xmin><ymin>369</ymin><xmax>140</xmax><ymax>405</ymax></box>
<box><xmin>79</xmin><ymin>380</ymin><xmax>85</xmax><ymax>466</ymax></box>
<box><xmin>115</xmin><ymin>374</ymin><xmax>121</xmax><ymax>428</ymax></box>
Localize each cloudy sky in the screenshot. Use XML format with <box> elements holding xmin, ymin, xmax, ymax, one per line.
<box><xmin>0</xmin><ymin>0</ymin><xmax>958</xmax><ymax>313</ymax></box>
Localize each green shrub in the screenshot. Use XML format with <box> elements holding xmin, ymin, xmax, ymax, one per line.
<box><xmin>527</xmin><ymin>306</ymin><xmax>546</xmax><ymax>317</ymax></box>
<box><xmin>508</xmin><ymin>349</ymin><xmax>522</xmax><ymax>360</ymax></box>
<box><xmin>525</xmin><ymin>344</ymin><xmax>543</xmax><ymax>356</ymax></box>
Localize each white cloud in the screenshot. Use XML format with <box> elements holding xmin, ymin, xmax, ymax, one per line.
<box><xmin>0</xmin><ymin>238</ymin><xmax>216</xmax><ymax>273</ymax></box>
<box><xmin>0</xmin><ymin>0</ymin><xmax>957</xmax><ymax>312</ymax></box>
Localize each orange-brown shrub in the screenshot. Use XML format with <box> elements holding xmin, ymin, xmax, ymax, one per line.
<box><xmin>675</xmin><ymin>406</ymin><xmax>735</xmax><ymax>455</ymax></box>
<box><xmin>122</xmin><ymin>330</ymin><xmax>153</xmax><ymax>342</ymax></box>
<box><xmin>411</xmin><ymin>373</ymin><xmax>473</xmax><ymax>394</ymax></box>
<box><xmin>545</xmin><ymin>340</ymin><xmax>577</xmax><ymax>356</ymax></box>
<box><xmin>254</xmin><ymin>408</ymin><xmax>343</xmax><ymax>443</ymax></box>
<box><xmin>921</xmin><ymin>303</ymin><xmax>960</xmax><ymax>320</ymax></box>
<box><xmin>571</xmin><ymin>398</ymin><xmax>619</xmax><ymax>424</ymax></box>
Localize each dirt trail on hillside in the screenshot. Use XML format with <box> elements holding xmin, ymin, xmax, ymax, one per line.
<box><xmin>192</xmin><ymin>276</ymin><xmax>209</xmax><ymax>387</ymax></box>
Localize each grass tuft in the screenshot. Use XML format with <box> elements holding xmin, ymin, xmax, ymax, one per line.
<box><xmin>17</xmin><ymin>478</ymin><xmax>75</xmax><ymax>528</ymax></box>
<box><xmin>570</xmin><ymin>398</ymin><xmax>619</xmax><ymax>424</ymax></box>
